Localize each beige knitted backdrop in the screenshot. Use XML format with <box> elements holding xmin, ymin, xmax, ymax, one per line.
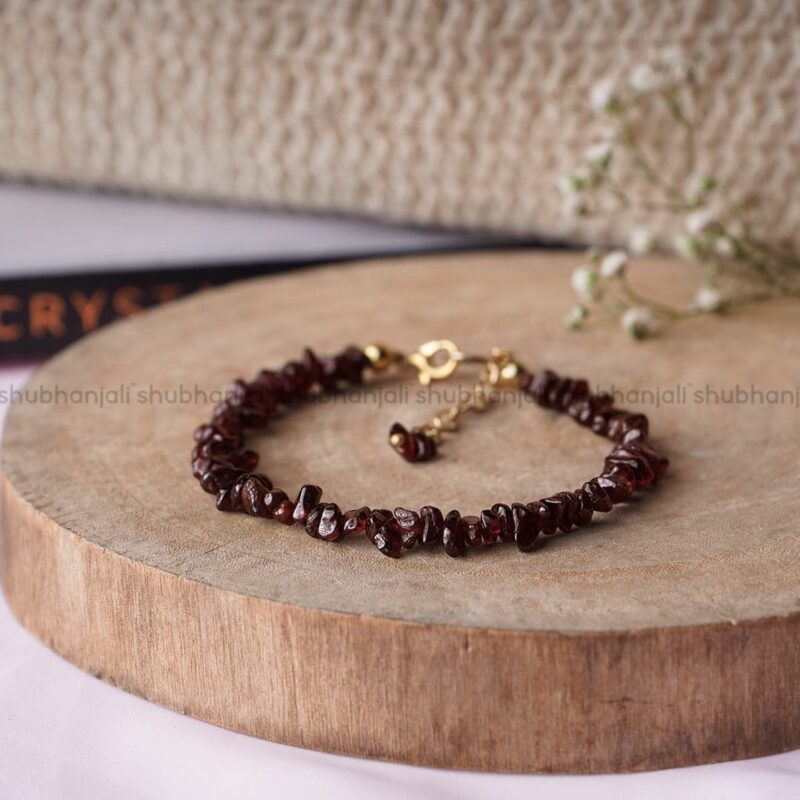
<box><xmin>1</xmin><ymin>0</ymin><xmax>798</xmax><ymax>248</ymax></box>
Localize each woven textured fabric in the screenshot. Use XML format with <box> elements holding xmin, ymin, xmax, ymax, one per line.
<box><xmin>1</xmin><ymin>0</ymin><xmax>799</xmax><ymax>248</ymax></box>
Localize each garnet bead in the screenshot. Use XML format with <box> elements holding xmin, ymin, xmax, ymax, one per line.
<box><xmin>412</xmin><ymin>432</ymin><xmax>437</xmax><ymax>462</ymax></box>
<box><xmin>193</xmin><ymin>423</ymin><xmax>216</xmax><ymax>442</ymax></box>
<box><xmin>192</xmin><ymin>456</ymin><xmax>214</xmax><ymax>480</ymax></box>
<box><xmin>528</xmin><ymin>500</ymin><xmax>557</xmax><ymax>536</ymax></box>
<box><xmin>241</xmin><ymin>474</ymin><xmax>274</xmax><ymax>516</ymax></box>
<box><xmin>317</xmin><ymin>355</ymin><xmax>341</xmax><ymax>393</ymax></box>
<box><xmin>607</xmin><ymin>412</ymin><xmax>649</xmax><ymax>442</ymax></box>
<box><xmin>596</xmin><ymin>474</ymin><xmax>632</xmax><ymax>504</ymax></box>
<box><xmin>210</xmin><ymin>403</ymin><xmax>241</xmax><ymax>434</ymax></box>
<box><xmin>335</xmin><ymin>345</ymin><xmax>370</xmax><ymax>385</ymax></box>
<box><xmin>215</xmin><ymin>487</ymin><xmax>237</xmax><ymax>511</ymax></box>
<box><xmin>605</xmin><ymin>450</ymin><xmax>655</xmax><ymax>488</ymax></box>
<box><xmin>394</xmin><ymin>507</ymin><xmax>422</xmax><ymax>548</ymax></box>
<box><xmin>563</xmin><ymin>378</ymin><xmax>590</xmax><ymax>406</ymax></box>
<box><xmin>388</xmin><ymin>422</ymin><xmax>413</xmax><ymax>461</ymax></box>
<box><xmin>522</xmin><ymin>370</ymin><xmax>590</xmax><ymax>413</ymax></box>
<box><xmin>389</xmin><ymin>422</ymin><xmax>437</xmax><ymax>463</ymax></box>
<box><xmin>273</xmin><ymin>496</ymin><xmax>296</xmax><ymax>524</ymax></box>
<box><xmin>224</xmin><ymin>385</ymin><xmax>272</xmax><ymax>428</ymax></box>
<box><xmin>419</xmin><ymin>505</ymin><xmax>445</xmax><ymax>547</ymax></box>
<box><xmin>262</xmin><ymin>488</ymin><xmax>289</xmax><ymax>518</ymax></box>
<box><xmin>479</xmin><ymin>509</ymin><xmax>502</xmax><ymax>545</ymax></box>
<box><xmin>280</xmin><ymin>360</ymin><xmax>313</xmax><ymax>398</ymax></box>
<box><xmin>581</xmin><ymin>480</ymin><xmax>614</xmax><ymax>513</ymax></box>
<box><xmin>551</xmin><ymin>491</ymin><xmax>579</xmax><ymax>532</ymax></box>
<box><xmin>224</xmin><ymin>449</ymin><xmax>260</xmax><ymax>471</ymax></box>
<box><xmin>302</xmin><ymin>348</ymin><xmax>324</xmax><ymax>387</ymax></box>
<box><xmin>606</xmin><ymin>462</ymin><xmax>637</xmax><ymax>489</ymax></box>
<box><xmin>491</xmin><ymin>503</ymin><xmax>515</xmax><ymax>543</ymax></box>
<box><xmin>306</xmin><ymin>503</ymin><xmax>344</xmax><ymax>541</ymax></box>
<box><xmin>591</xmin><ymin>409</ymin><xmax>617</xmax><ymax>436</ymax></box>
<box><xmin>213</xmin><ymin>413</ymin><xmax>243</xmax><ymax>438</ymax></box>
<box><xmin>197</xmin><ymin>434</ymin><xmax>241</xmax><ymax>458</ymax></box>
<box><xmin>571</xmin><ymin>393</ymin><xmax>614</xmax><ymax>426</ymax></box>
<box><xmin>367</xmin><ymin>508</ymin><xmax>392</xmax><ymax>535</ymax></box>
<box><xmin>541</xmin><ymin>496</ymin><xmax>567</xmax><ymax>533</ymax></box>
<box><xmin>254</xmin><ymin>369</ymin><xmax>291</xmax><ymax>405</ymax></box>
<box><xmin>574</xmin><ymin>492</ymin><xmax>594</xmax><ymax>526</ymax></box>
<box><xmin>367</xmin><ymin>509</ymin><xmax>403</xmax><ymax>558</ymax></box>
<box><xmin>216</xmin><ymin>473</ymin><xmax>251</xmax><ymax>512</ymax></box>
<box><xmin>443</xmin><ymin>510</ymin><xmax>466</xmax><ymax>557</ymax></box>
<box><xmin>317</xmin><ymin>503</ymin><xmax>344</xmax><ymax>542</ymax></box>
<box><xmin>627</xmin><ymin>441</ymin><xmax>670</xmax><ymax>481</ymax></box>
<box><xmin>622</xmin><ymin>427</ymin><xmax>646</xmax><ymax>444</ymax></box>
<box><xmin>523</xmin><ymin>369</ymin><xmax>558</xmax><ymax>406</ymax></box>
<box><xmin>462</xmin><ymin>515</ymin><xmax>483</xmax><ymax>548</ymax></box>
<box><xmin>292</xmin><ymin>484</ymin><xmax>323</xmax><ymax>523</ymax></box>
<box><xmin>199</xmin><ymin>465</ymin><xmax>246</xmax><ymax>494</ymax></box>
<box><xmin>512</xmin><ymin>502</ymin><xmax>539</xmax><ymax>551</ymax></box>
<box><xmin>343</xmin><ymin>506</ymin><xmax>370</xmax><ymax>535</ymax></box>
<box><xmin>195</xmin><ymin>422</ymin><xmax>243</xmax><ymax>449</ymax></box>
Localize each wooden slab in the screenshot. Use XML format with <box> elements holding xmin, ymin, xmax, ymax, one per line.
<box><xmin>2</xmin><ymin>251</ymin><xmax>799</xmax><ymax>773</ymax></box>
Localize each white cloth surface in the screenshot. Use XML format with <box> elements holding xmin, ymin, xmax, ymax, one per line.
<box><xmin>0</xmin><ymin>188</ymin><xmax>798</xmax><ymax>799</ymax></box>
<box><xmin>0</xmin><ymin>184</ymin><xmax>486</xmax><ymax>275</ymax></box>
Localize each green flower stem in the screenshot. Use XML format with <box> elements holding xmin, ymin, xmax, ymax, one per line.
<box><xmin>617</xmin><ymin>119</ymin><xmax>686</xmax><ymax>205</ymax></box>
<box><xmin>662</xmin><ymin>90</ymin><xmax>696</xmax><ymax>176</ymax></box>
<box><xmin>731</xmin><ymin>237</ymin><xmax>799</xmax><ymax>292</ymax></box>
<box><xmin>616</xmin><ymin>276</ymin><xmax>695</xmax><ymax>320</ymax></box>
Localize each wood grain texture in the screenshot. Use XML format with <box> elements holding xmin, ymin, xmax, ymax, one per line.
<box><xmin>1</xmin><ymin>251</ymin><xmax>799</xmax><ymax>773</ymax></box>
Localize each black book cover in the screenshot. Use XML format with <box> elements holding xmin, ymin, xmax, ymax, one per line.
<box><xmin>0</xmin><ymin>257</ymin><xmax>328</xmax><ymax>360</ymax></box>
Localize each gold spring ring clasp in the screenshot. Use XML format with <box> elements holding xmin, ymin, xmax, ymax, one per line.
<box><xmin>407</xmin><ymin>339</ymin><xmax>465</xmax><ymax>386</ymax></box>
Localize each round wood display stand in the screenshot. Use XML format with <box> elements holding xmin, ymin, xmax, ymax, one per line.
<box><xmin>2</xmin><ymin>252</ymin><xmax>799</xmax><ymax>773</ymax></box>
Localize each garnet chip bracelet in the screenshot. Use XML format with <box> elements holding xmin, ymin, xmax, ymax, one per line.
<box><xmin>191</xmin><ymin>340</ymin><xmax>668</xmax><ymax>558</ymax></box>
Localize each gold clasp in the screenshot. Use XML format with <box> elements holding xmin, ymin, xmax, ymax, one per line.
<box><xmin>371</xmin><ymin>339</ymin><xmax>528</xmax><ymax>456</ymax></box>
<box><xmin>483</xmin><ymin>347</ymin><xmax>525</xmax><ymax>390</ymax></box>
<box><xmin>365</xmin><ymin>339</ymin><xmax>526</xmax><ymax>389</ymax></box>
<box><xmin>407</xmin><ymin>339</ymin><xmax>465</xmax><ymax>386</ymax></box>
<box><xmin>404</xmin><ymin>340</ymin><xmax>527</xmax><ymax>444</ymax></box>
<box><xmin>405</xmin><ymin>339</ymin><xmax>526</xmax><ymax>389</ymax></box>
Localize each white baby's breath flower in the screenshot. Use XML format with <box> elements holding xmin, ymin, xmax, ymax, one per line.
<box><xmin>629</xmin><ymin>63</ymin><xmax>664</xmax><ymax>93</ymax></box>
<box><xmin>559</xmin><ymin>166</ymin><xmax>592</xmax><ymax>195</ymax></box>
<box><xmin>590</xmin><ymin>78</ymin><xmax>617</xmax><ymax>112</ymax></box>
<box><xmin>630</xmin><ymin>50</ymin><xmax>691</xmax><ymax>94</ymax></box>
<box><xmin>564</xmin><ymin>304</ymin><xmax>588</xmax><ymax>330</ymax></box>
<box><xmin>726</xmin><ymin>219</ymin><xmax>745</xmax><ymax>239</ymax></box>
<box><xmin>694</xmin><ymin>285</ymin><xmax>723</xmax><ymax>312</ymax></box>
<box><xmin>584</xmin><ymin>141</ymin><xmax>613</xmax><ymax>167</ymax></box>
<box><xmin>600</xmin><ymin>249</ymin><xmax>628</xmax><ymax>278</ymax></box>
<box><xmin>584</xmin><ymin>247</ymin><xmax>598</xmax><ymax>264</ymax></box>
<box><xmin>686</xmin><ymin>209</ymin><xmax>718</xmax><ymax>235</ymax></box>
<box><xmin>621</xmin><ymin>306</ymin><xmax>657</xmax><ymax>339</ymax></box>
<box><xmin>674</xmin><ymin>234</ymin><xmax>701</xmax><ymax>259</ymax></box>
<box><xmin>571</xmin><ymin>266</ymin><xmax>599</xmax><ymax>301</ymax></box>
<box><xmin>713</xmin><ymin>235</ymin><xmax>736</xmax><ymax>258</ymax></box>
<box><xmin>629</xmin><ymin>227</ymin><xmax>655</xmax><ymax>254</ymax></box>
<box><xmin>558</xmin><ymin>175</ymin><xmax>576</xmax><ymax>196</ymax></box>
<box><xmin>659</xmin><ymin>46</ymin><xmax>691</xmax><ymax>83</ymax></box>
<box><xmin>562</xmin><ymin>193</ymin><xmax>588</xmax><ymax>217</ymax></box>
<box><xmin>687</xmin><ymin>174</ymin><xmax>717</xmax><ymax>202</ymax></box>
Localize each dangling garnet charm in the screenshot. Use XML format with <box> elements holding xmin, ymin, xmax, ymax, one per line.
<box><xmin>389</xmin><ymin>422</ymin><xmax>437</xmax><ymax>463</ymax></box>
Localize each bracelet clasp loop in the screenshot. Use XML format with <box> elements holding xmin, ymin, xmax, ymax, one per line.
<box><xmin>407</xmin><ymin>339</ymin><xmax>465</xmax><ymax>386</ymax></box>
<box><xmin>483</xmin><ymin>347</ymin><xmax>526</xmax><ymax>390</ymax></box>
<box><xmin>405</xmin><ymin>339</ymin><xmax>526</xmax><ymax>389</ymax></box>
